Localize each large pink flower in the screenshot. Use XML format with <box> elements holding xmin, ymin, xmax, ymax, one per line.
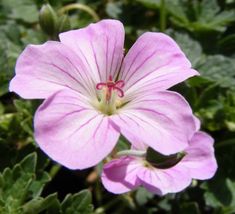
<box><xmin>10</xmin><ymin>19</ymin><xmax>198</xmax><ymax>169</ymax></box>
<box><xmin>101</xmin><ymin>132</ymin><xmax>218</xmax><ymax>195</ymax></box>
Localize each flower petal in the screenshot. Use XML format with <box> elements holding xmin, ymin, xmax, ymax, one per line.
<box><xmin>181</xmin><ymin>132</ymin><xmax>217</xmax><ymax>180</ymax></box>
<box><xmin>59</xmin><ymin>19</ymin><xmax>125</xmax><ymax>82</ymax></box>
<box><xmin>111</xmin><ymin>91</ymin><xmax>196</xmax><ymax>155</ymax></box>
<box><xmin>137</xmin><ymin>164</ymin><xmax>191</xmax><ymax>195</ymax></box>
<box><xmin>193</xmin><ymin>116</ymin><xmax>201</xmax><ymax>131</ymax></box>
<box><xmin>34</xmin><ymin>89</ymin><xmax>120</xmax><ymax>169</ymax></box>
<box><xmin>10</xmin><ymin>41</ymin><xmax>97</xmax><ymax>99</ymax></box>
<box><xmin>120</xmin><ymin>32</ymin><xmax>198</xmax><ymax>96</ymax></box>
<box><xmin>101</xmin><ymin>156</ymin><xmax>142</xmax><ymax>194</ymax></box>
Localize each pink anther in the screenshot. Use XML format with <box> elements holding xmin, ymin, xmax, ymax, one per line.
<box><xmin>96</xmin><ymin>76</ymin><xmax>125</xmax><ymax>101</ymax></box>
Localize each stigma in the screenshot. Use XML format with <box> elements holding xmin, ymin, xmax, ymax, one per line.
<box><xmin>95</xmin><ymin>76</ymin><xmax>125</xmax><ymax>115</ymax></box>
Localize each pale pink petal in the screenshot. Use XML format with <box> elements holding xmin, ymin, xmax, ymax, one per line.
<box><xmin>181</xmin><ymin>132</ymin><xmax>217</xmax><ymax>180</ymax></box>
<box><xmin>194</xmin><ymin>116</ymin><xmax>201</xmax><ymax>131</ymax></box>
<box><xmin>59</xmin><ymin>20</ymin><xmax>125</xmax><ymax>82</ymax></box>
<box><xmin>119</xmin><ymin>32</ymin><xmax>198</xmax><ymax>97</ymax></box>
<box><xmin>137</xmin><ymin>164</ymin><xmax>191</xmax><ymax>195</ymax></box>
<box><xmin>10</xmin><ymin>41</ymin><xmax>96</xmax><ymax>99</ymax></box>
<box><xmin>101</xmin><ymin>156</ymin><xmax>142</xmax><ymax>194</ymax></box>
<box><xmin>111</xmin><ymin>91</ymin><xmax>196</xmax><ymax>155</ymax></box>
<box><xmin>34</xmin><ymin>89</ymin><xmax>120</xmax><ymax>169</ymax></box>
<box><xmin>131</xmin><ymin>140</ymin><xmax>148</xmax><ymax>151</ymax></box>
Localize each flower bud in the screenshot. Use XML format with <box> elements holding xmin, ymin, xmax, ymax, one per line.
<box><xmin>39</xmin><ymin>4</ymin><xmax>58</xmax><ymax>37</ymax></box>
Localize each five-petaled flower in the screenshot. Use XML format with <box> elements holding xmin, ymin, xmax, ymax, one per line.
<box><xmin>101</xmin><ymin>132</ymin><xmax>217</xmax><ymax>195</ymax></box>
<box><xmin>10</xmin><ymin>19</ymin><xmax>199</xmax><ymax>169</ymax></box>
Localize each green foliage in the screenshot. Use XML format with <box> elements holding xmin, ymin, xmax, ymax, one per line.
<box><xmin>0</xmin><ymin>153</ymin><xmax>94</xmax><ymax>214</ymax></box>
<box><xmin>169</xmin><ymin>0</ymin><xmax>235</xmax><ymax>33</ymax></box>
<box><xmin>197</xmin><ymin>55</ymin><xmax>235</xmax><ymax>90</ymax></box>
<box><xmin>0</xmin><ymin>153</ymin><xmax>50</xmax><ymax>213</ymax></box>
<box><xmin>179</xmin><ymin>202</ymin><xmax>200</xmax><ymax>214</ymax></box>
<box><xmin>202</xmin><ymin>177</ymin><xmax>235</xmax><ymax>213</ymax></box>
<box><xmin>1</xmin><ymin>0</ymin><xmax>38</xmax><ymax>23</ymax></box>
<box><xmin>0</xmin><ymin>0</ymin><xmax>45</xmax><ymax>97</ymax></box>
<box><xmin>138</xmin><ymin>0</ymin><xmax>235</xmax><ymax>33</ymax></box>
<box><xmin>170</xmin><ymin>31</ymin><xmax>202</xmax><ymax>67</ymax></box>
<box><xmin>135</xmin><ymin>188</ymin><xmax>154</xmax><ymax>206</ymax></box>
<box><xmin>61</xmin><ymin>190</ymin><xmax>93</xmax><ymax>214</ymax></box>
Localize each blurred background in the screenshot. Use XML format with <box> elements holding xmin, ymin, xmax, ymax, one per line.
<box><xmin>0</xmin><ymin>0</ymin><xmax>235</xmax><ymax>213</ymax></box>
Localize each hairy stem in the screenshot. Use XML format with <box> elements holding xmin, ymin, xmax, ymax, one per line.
<box><xmin>117</xmin><ymin>149</ymin><xmax>146</xmax><ymax>157</ymax></box>
<box><xmin>59</xmin><ymin>3</ymin><xmax>99</xmax><ymax>21</ymax></box>
<box><xmin>160</xmin><ymin>0</ymin><xmax>166</xmax><ymax>32</ymax></box>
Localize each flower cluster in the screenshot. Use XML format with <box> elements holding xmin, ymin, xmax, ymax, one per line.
<box><xmin>10</xmin><ymin>19</ymin><xmax>217</xmax><ymax>195</ymax></box>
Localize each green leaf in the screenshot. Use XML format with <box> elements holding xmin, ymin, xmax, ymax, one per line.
<box><xmin>0</xmin><ymin>153</ymin><xmax>52</xmax><ymax>214</ymax></box>
<box><xmin>1</xmin><ymin>0</ymin><xmax>38</xmax><ymax>23</ymax></box>
<box><xmin>28</xmin><ymin>172</ymin><xmax>51</xmax><ymax>198</ymax></box>
<box><xmin>135</xmin><ymin>187</ymin><xmax>154</xmax><ymax>206</ymax></box>
<box><xmin>170</xmin><ymin>31</ymin><xmax>202</xmax><ymax>67</ymax></box>
<box><xmin>22</xmin><ymin>193</ymin><xmax>60</xmax><ymax>214</ymax></box>
<box><xmin>0</xmin><ymin>39</ymin><xmax>20</xmax><ymax>96</ymax></box>
<box><xmin>196</xmin><ymin>55</ymin><xmax>235</xmax><ymax>90</ymax></box>
<box><xmin>138</xmin><ymin>0</ymin><xmax>235</xmax><ymax>33</ymax></box>
<box><xmin>61</xmin><ymin>190</ymin><xmax>94</xmax><ymax>214</ymax></box>
<box><xmin>116</xmin><ymin>135</ymin><xmax>130</xmax><ymax>152</ymax></box>
<box><xmin>179</xmin><ymin>202</ymin><xmax>201</xmax><ymax>214</ymax></box>
<box><xmin>136</xmin><ymin>0</ymin><xmax>161</xmax><ymax>9</ymax></box>
<box><xmin>203</xmin><ymin>177</ymin><xmax>235</xmax><ymax>210</ymax></box>
<box><xmin>20</xmin><ymin>152</ymin><xmax>36</xmax><ymax>173</ymax></box>
<box><xmin>219</xmin><ymin>34</ymin><xmax>235</xmax><ymax>54</ymax></box>
<box><xmin>106</xmin><ymin>2</ymin><xmax>123</xmax><ymax>19</ymax></box>
<box><xmin>0</xmin><ymin>154</ymin><xmax>36</xmax><ymax>213</ymax></box>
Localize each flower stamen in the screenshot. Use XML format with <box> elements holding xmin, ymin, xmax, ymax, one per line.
<box><xmin>95</xmin><ymin>76</ymin><xmax>125</xmax><ymax>115</ymax></box>
<box><xmin>96</xmin><ymin>76</ymin><xmax>124</xmax><ymax>101</ymax></box>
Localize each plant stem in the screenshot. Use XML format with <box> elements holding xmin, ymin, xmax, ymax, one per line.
<box><xmin>160</xmin><ymin>0</ymin><xmax>166</xmax><ymax>32</ymax></box>
<box><xmin>49</xmin><ymin>164</ymin><xmax>61</xmax><ymax>179</ymax></box>
<box><xmin>58</xmin><ymin>3</ymin><xmax>99</xmax><ymax>21</ymax></box>
<box><xmin>117</xmin><ymin>149</ymin><xmax>146</xmax><ymax>157</ymax></box>
<box><xmin>122</xmin><ymin>193</ymin><xmax>136</xmax><ymax>210</ymax></box>
<box><xmin>94</xmin><ymin>196</ymin><xmax>122</xmax><ymax>213</ymax></box>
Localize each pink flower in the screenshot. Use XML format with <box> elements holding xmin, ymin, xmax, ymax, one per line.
<box><xmin>101</xmin><ymin>132</ymin><xmax>218</xmax><ymax>195</ymax></box>
<box><xmin>10</xmin><ymin>20</ymin><xmax>198</xmax><ymax>169</ymax></box>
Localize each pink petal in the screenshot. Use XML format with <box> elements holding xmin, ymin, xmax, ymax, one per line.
<box><xmin>34</xmin><ymin>89</ymin><xmax>120</xmax><ymax>169</ymax></box>
<box><xmin>111</xmin><ymin>91</ymin><xmax>196</xmax><ymax>155</ymax></box>
<box><xmin>194</xmin><ymin>116</ymin><xmax>201</xmax><ymax>131</ymax></box>
<box><xmin>59</xmin><ymin>19</ymin><xmax>125</xmax><ymax>82</ymax></box>
<box><xmin>137</xmin><ymin>164</ymin><xmax>191</xmax><ymax>195</ymax></box>
<box><xmin>181</xmin><ymin>132</ymin><xmax>217</xmax><ymax>180</ymax></box>
<box><xmin>10</xmin><ymin>41</ymin><xmax>97</xmax><ymax>99</ymax></box>
<box><xmin>101</xmin><ymin>156</ymin><xmax>142</xmax><ymax>194</ymax></box>
<box><xmin>131</xmin><ymin>140</ymin><xmax>148</xmax><ymax>151</ymax></box>
<box><xmin>119</xmin><ymin>32</ymin><xmax>198</xmax><ymax>96</ymax></box>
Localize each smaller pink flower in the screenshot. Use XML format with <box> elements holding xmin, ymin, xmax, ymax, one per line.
<box><xmin>101</xmin><ymin>132</ymin><xmax>217</xmax><ymax>195</ymax></box>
